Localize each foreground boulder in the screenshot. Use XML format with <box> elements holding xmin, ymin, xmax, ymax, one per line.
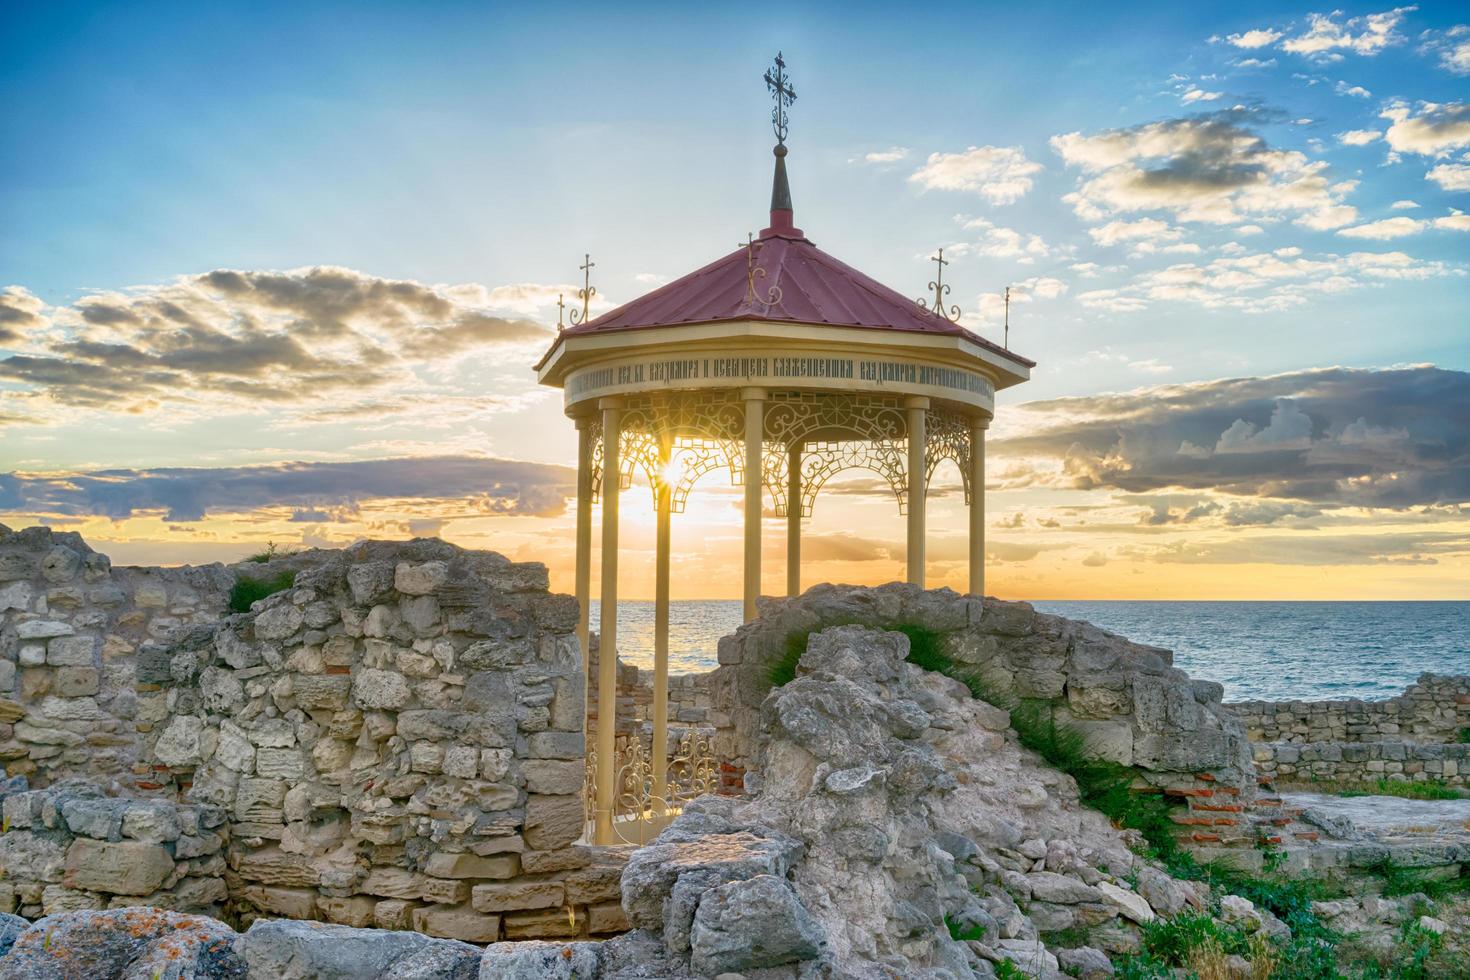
<box><xmin>0</xmin><ymin>908</ymin><xmax>245</xmax><ymax>980</ymax></box>
<box><xmin>236</xmin><ymin>919</ymin><xmax>480</xmax><ymax>979</ymax></box>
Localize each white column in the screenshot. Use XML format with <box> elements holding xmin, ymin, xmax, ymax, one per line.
<box><xmin>574</xmin><ymin>418</ymin><xmax>593</xmax><ymax>670</ymax></box>
<box><xmin>652</xmin><ymin>430</ymin><xmax>671</xmax><ymax>810</ymax></box>
<box><xmin>594</xmin><ymin>399</ymin><xmax>622</xmax><ymax>844</ymax></box>
<box><xmin>786</xmin><ymin>441</ymin><xmax>802</xmax><ymax>597</ymax></box>
<box><xmin>906</xmin><ymin>396</ymin><xmax>929</xmax><ymax>587</ymax></box>
<box><xmin>969</xmin><ymin>417</ymin><xmax>989</xmax><ymax>598</ymax></box>
<box><xmin>742</xmin><ymin>388</ymin><xmax>766</xmax><ymax>622</ymax></box>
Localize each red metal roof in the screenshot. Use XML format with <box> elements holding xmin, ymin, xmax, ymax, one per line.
<box><xmin>539</xmin><ymin>230</ymin><xmax>1035</xmax><ymax>370</ymax></box>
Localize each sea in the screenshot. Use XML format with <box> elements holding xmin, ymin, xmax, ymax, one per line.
<box><xmin>590</xmin><ymin>600</ymin><xmax>1470</xmax><ymax>702</ymax></box>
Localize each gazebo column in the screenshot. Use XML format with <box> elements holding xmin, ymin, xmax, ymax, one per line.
<box><xmin>573</xmin><ymin>417</ymin><xmax>593</xmax><ymax>669</ymax></box>
<box><xmin>742</xmin><ymin>388</ymin><xmax>766</xmax><ymax>622</ymax></box>
<box><xmin>969</xmin><ymin>416</ymin><xmax>989</xmax><ymax>598</ymax></box>
<box><xmin>594</xmin><ymin>398</ymin><xmax>622</xmax><ymax>844</ymax></box>
<box><xmin>905</xmin><ymin>396</ymin><xmax>929</xmax><ymax>587</ymax></box>
<box><xmin>786</xmin><ymin>441</ymin><xmax>802</xmax><ymax>596</ymax></box>
<box><xmin>651</xmin><ymin>430</ymin><xmax>672</xmax><ymax>810</ymax></box>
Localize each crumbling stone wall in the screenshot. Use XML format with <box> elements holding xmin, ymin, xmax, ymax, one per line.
<box><xmin>1231</xmin><ymin>674</ymin><xmax>1470</xmax><ymax>745</ymax></box>
<box><xmin>0</xmin><ymin>778</ymin><xmax>229</xmax><ymax>919</ymax></box>
<box><xmin>133</xmin><ymin>538</ymin><xmax>626</xmax><ymax>942</ymax></box>
<box><xmin>710</xmin><ymin>583</ymin><xmax>1259</xmax><ymax>851</ymax></box>
<box><xmin>0</xmin><ymin>525</ymin><xmax>234</xmax><ymax>787</ymax></box>
<box><xmin>1231</xmin><ymin>675</ymin><xmax>1470</xmax><ymax>789</ymax></box>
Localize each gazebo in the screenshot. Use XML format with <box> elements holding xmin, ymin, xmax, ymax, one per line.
<box><xmin>535</xmin><ymin>56</ymin><xmax>1033</xmax><ymax>844</ymax></box>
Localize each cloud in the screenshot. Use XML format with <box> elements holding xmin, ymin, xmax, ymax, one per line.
<box><xmin>1087</xmin><ymin>218</ymin><xmax>1182</xmax><ymax>247</ymax></box>
<box><xmin>862</xmin><ymin>147</ymin><xmax>910</xmax><ymax>164</ymax></box>
<box><xmin>1051</xmin><ymin>109</ymin><xmax>1358</xmax><ymax>229</ymax></box>
<box><xmin>1073</xmin><ymin>245</ymin><xmax>1454</xmax><ymax>314</ymax></box>
<box><xmin>909</xmin><ymin>146</ymin><xmax>1043</xmax><ymax>204</ymax></box>
<box><xmin>1080</xmin><ymin>551</ymin><xmax>1108</xmax><ymax>567</ymax></box>
<box><xmin>1129</xmin><ymin>531</ymin><xmax>1469</xmax><ymax>567</ymax></box>
<box><xmin>1336</xmin><ymin>211</ymin><xmax>1470</xmax><ymax>239</ymax></box>
<box><xmin>1336</xmin><ymin>129</ymin><xmax>1381</xmax><ymax>146</ymax></box>
<box><xmin>955</xmin><ymin>216</ymin><xmax>1050</xmax><ymax>262</ymax></box>
<box><xmin>1426</xmin><ymin>162</ymin><xmax>1470</xmax><ymax>191</ymax></box>
<box><xmin>1422</xmin><ymin>24</ymin><xmax>1470</xmax><ymax>75</ymax></box>
<box><xmin>1333</xmin><ymin>81</ymin><xmax>1371</xmax><ymax>98</ymax></box>
<box><xmin>0</xmin><ymin>267</ymin><xmax>549</xmax><ymax>422</ymax></box>
<box><xmin>0</xmin><ymin>287</ymin><xmax>48</xmax><ymax>345</ymax></box>
<box><xmin>994</xmin><ymin>365</ymin><xmax>1470</xmax><ymax>508</ymax></box>
<box><xmin>1379</xmin><ymin>101</ymin><xmax>1470</xmax><ymax>157</ymax></box>
<box><xmin>1224</xmin><ymin>29</ymin><xmax>1283</xmax><ymax>49</ymax></box>
<box><xmin>1390</xmin><ymin>200</ymin><xmax>1420</xmax><ymax>209</ymax></box>
<box><xmin>1181</xmin><ymin>89</ymin><xmax>1222</xmax><ymax>104</ymax></box>
<box><xmin>1279</xmin><ymin>7</ymin><xmax>1415</xmax><ymax>58</ymax></box>
<box><xmin>0</xmin><ymin>455</ymin><xmax>575</xmax><ymax>522</ymax></box>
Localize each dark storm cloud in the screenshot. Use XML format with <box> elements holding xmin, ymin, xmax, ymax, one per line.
<box><xmin>0</xmin><ymin>267</ymin><xmax>548</xmax><ymax>412</ymax></box>
<box><xmin>998</xmin><ymin>366</ymin><xmax>1470</xmax><ymax>507</ymax></box>
<box><xmin>0</xmin><ymin>456</ymin><xmax>575</xmax><ymax>522</ymax></box>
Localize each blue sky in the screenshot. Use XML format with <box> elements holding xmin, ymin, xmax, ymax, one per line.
<box><xmin>1</xmin><ymin>2</ymin><xmax>1467</xmax><ymax>598</ymax></box>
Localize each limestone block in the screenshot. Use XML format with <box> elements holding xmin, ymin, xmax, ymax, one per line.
<box><xmin>121</xmin><ymin>801</ymin><xmax>181</xmax><ymax>844</ymax></box>
<box><xmin>216</xmin><ymin>722</ymin><xmax>257</xmax><ymax>773</ymax></box>
<box><xmin>523</xmin><ymin>794</ymin><xmax>584</xmax><ymax>851</ymax></box>
<box><xmin>52</xmin><ymin>666</ymin><xmax>99</xmax><ymax>698</ymax></box>
<box><xmin>588</xmin><ymin>901</ymin><xmax>629</xmax><ymax>934</ymax></box>
<box><xmin>354</xmin><ymin>668</ymin><xmax>411</xmax><ymax>710</ymax></box>
<box><xmin>423</xmin><ymin>852</ymin><xmax>520</xmax><ymax>880</ymax></box>
<box><xmin>319</xmin><ymin>894</ymin><xmax>379</xmax><ymax>927</ymax></box>
<box><xmin>0</xmin><ymin>582</ymin><xmax>32</xmax><ymax>612</ymax></box>
<box><xmin>442</xmin><ymin>745</ymin><xmax>479</xmax><ymax>779</ymax></box>
<box><xmin>347</xmin><ymin>561</ymin><xmax>396</xmax><ymax>605</ymax></box>
<box><xmin>519</xmin><ymin>847</ymin><xmax>591</xmax><ymax>874</ymax></box>
<box><xmin>400</xmin><ymin>595</ymin><xmax>441</xmax><ymax>637</ymax></box>
<box><xmin>471</xmin><ymin>879</ymin><xmax>565</xmax><ymax>913</ymax></box>
<box><xmin>410</xmin><ymin>904</ymin><xmax>503</xmax><ymax>947</ymax></box>
<box><xmin>153</xmin><ymin>715</ymin><xmax>206</xmax><ymax>767</ymax></box>
<box><xmin>256</xmin><ymin>747</ymin><xmax>305</xmax><ymax>780</ymax></box>
<box><xmin>17</xmin><ymin>644</ymin><xmax>44</xmax><ymax>667</ymax></box>
<box><xmin>254</xmin><ymin>602</ymin><xmax>304</xmax><ymax>641</ymax></box>
<box><xmin>420</xmin><ymin>877</ymin><xmax>471</xmax><ymax>905</ymax></box>
<box><xmin>375</xmin><ymin>898</ymin><xmax>420</xmax><ymax>930</ymax></box>
<box><xmin>526</xmin><ymin>732</ymin><xmax>584</xmax><ymax>760</ymax></box>
<box><xmin>410</xmin><ymin>741</ymin><xmax>445</xmax><ymax>773</ymax></box>
<box><xmin>243</xmin><ymin>884</ymin><xmax>319</xmax><ymax>919</ymax></box>
<box><xmin>63</xmin><ymin>839</ymin><xmax>174</xmax><ymax>896</ymax></box>
<box><xmin>45</xmin><ymin>634</ymin><xmax>96</xmax><ymax>665</ymax></box>
<box><xmin>502</xmin><ymin>906</ymin><xmax>585</xmax><ymax>940</ymax></box>
<box><xmin>522</xmin><ymin>760</ymin><xmax>584</xmax><ymax>796</ymax></box>
<box><xmin>1097</xmin><ymin>880</ymin><xmax>1154</xmax><ymax>923</ymax></box>
<box><xmin>563</xmin><ymin>857</ymin><xmax>625</xmax><ymax>904</ymax></box>
<box><xmin>479</xmin><ymin>940</ymin><xmax>602</xmax><ymax>977</ymax></box>
<box><xmin>481</xmin><ymin>748</ymin><xmax>514</xmax><ymax>780</ymax></box>
<box><xmin>60</xmin><ymin>798</ymin><xmax>126</xmax><ymax>840</ymax></box>
<box><xmin>362</xmin><ymin>867</ymin><xmax>425</xmax><ymax>899</ymax></box>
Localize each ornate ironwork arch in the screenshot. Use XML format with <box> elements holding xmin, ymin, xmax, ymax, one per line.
<box><xmin>760</xmin><ymin>391</ymin><xmax>911</xmax><ymax>518</ymax></box>
<box><xmin>925</xmin><ymin>408</ymin><xmax>973</xmax><ymax>505</ymax></box>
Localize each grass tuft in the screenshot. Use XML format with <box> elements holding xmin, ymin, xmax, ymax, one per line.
<box><xmin>1336</xmin><ymin>778</ymin><xmax>1467</xmax><ymax>801</ymax></box>
<box><xmin>229</xmin><ymin>570</ymin><xmax>296</xmax><ymax>613</ymax></box>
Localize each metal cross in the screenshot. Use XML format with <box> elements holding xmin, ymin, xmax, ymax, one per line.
<box><xmin>569</xmin><ymin>253</ymin><xmax>596</xmax><ymax>326</ymax></box>
<box><xmin>918</xmin><ymin>248</ymin><xmax>960</xmax><ymax>323</ymax></box>
<box><xmin>556</xmin><ymin>293</ymin><xmax>566</xmax><ymax>331</ymax></box>
<box><xmin>764</xmin><ymin>52</ymin><xmax>797</xmax><ymax>145</ymax></box>
<box><xmin>1003</xmin><ymin>285</ymin><xmax>1011</xmax><ymax>349</ymax></box>
<box><xmin>738</xmin><ymin>233</ymin><xmax>783</xmax><ymax>308</ymax></box>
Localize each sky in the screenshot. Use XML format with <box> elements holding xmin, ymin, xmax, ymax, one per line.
<box><xmin>1</xmin><ymin>1</ymin><xmax>1468</xmax><ymax>600</ymax></box>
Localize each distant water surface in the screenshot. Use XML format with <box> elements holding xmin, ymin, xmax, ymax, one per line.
<box><xmin>593</xmin><ymin>599</ymin><xmax>1470</xmax><ymax>702</ymax></box>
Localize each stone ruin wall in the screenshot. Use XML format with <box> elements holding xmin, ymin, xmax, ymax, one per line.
<box><xmin>1231</xmin><ymin>675</ymin><xmax>1470</xmax><ymax>788</ymax></box>
<box><xmin>0</xmin><ymin>526</ymin><xmax>627</xmax><ymax>944</ymax></box>
<box><xmin>707</xmin><ymin>583</ymin><xmax>1275</xmax><ymax>858</ymax></box>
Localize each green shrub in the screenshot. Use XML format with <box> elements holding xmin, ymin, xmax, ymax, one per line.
<box><xmin>244</xmin><ymin>541</ymin><xmax>296</xmax><ymax>563</ymax></box>
<box><xmin>228</xmin><ymin>571</ymin><xmax>296</xmax><ymax>613</ymax></box>
<box><xmin>1457</xmin><ymin>727</ymin><xmax>1470</xmax><ymax>745</ymax></box>
<box><xmin>944</xmin><ymin>914</ymin><xmax>986</xmax><ymax>942</ymax></box>
<box><xmin>1363</xmin><ymin>856</ymin><xmax>1470</xmax><ymax>901</ymax></box>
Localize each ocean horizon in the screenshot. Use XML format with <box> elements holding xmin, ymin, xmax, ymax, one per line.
<box><xmin>592</xmin><ymin>598</ymin><xmax>1470</xmax><ymax>702</ymax></box>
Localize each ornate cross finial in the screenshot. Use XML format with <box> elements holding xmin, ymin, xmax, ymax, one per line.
<box><xmin>556</xmin><ymin>293</ymin><xmax>566</xmax><ymax>331</ymax></box>
<box><xmin>918</xmin><ymin>248</ymin><xmax>961</xmax><ymax>323</ymax></box>
<box><xmin>569</xmin><ymin>253</ymin><xmax>596</xmax><ymax>326</ymax></box>
<box><xmin>764</xmin><ymin>52</ymin><xmax>796</xmax><ymax>146</ymax></box>
<box><xmin>738</xmin><ymin>233</ymin><xmax>783</xmax><ymax>308</ymax></box>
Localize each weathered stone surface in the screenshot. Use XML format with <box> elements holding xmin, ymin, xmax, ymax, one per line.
<box><xmin>0</xmin><ymin>908</ymin><xmax>245</xmax><ymax>980</ymax></box>
<box><xmin>689</xmin><ymin>874</ymin><xmax>826</xmax><ymax>975</ymax></box>
<box><xmin>238</xmin><ymin>919</ymin><xmax>481</xmax><ymax>980</ymax></box>
<box><xmin>522</xmin><ymin>794</ymin><xmax>583</xmax><ymax>851</ymax></box>
<box><xmin>411</xmin><ymin>904</ymin><xmax>502</xmax><ymax>944</ymax></box>
<box><xmin>471</xmin><ymin>880</ymin><xmax>564</xmax><ymax>913</ymax></box>
<box><xmin>478</xmin><ymin>940</ymin><xmax>602</xmax><ymax>979</ymax></box>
